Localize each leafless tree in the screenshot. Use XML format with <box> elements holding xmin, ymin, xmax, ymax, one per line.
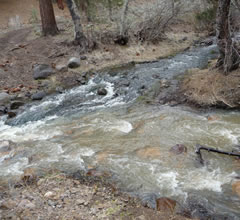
<box><xmin>216</xmin><ymin>0</ymin><xmax>240</xmax><ymax>73</ymax></box>
<box><xmin>65</xmin><ymin>0</ymin><xmax>89</xmax><ymax>47</ymax></box>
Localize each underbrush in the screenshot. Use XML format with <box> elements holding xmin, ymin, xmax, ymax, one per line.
<box><xmin>181</xmin><ymin>64</ymin><xmax>240</xmax><ymax>108</ymax></box>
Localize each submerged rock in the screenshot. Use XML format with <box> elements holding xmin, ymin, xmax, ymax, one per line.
<box><xmin>10</xmin><ymin>101</ymin><xmax>24</xmax><ymax>110</ymax></box>
<box><xmin>170</xmin><ymin>144</ymin><xmax>187</xmax><ymax>155</ymax></box>
<box><xmin>68</xmin><ymin>57</ymin><xmax>80</xmax><ymax>68</ymax></box>
<box><xmin>97</xmin><ymin>88</ymin><xmax>108</xmax><ymax>96</ymax></box>
<box><xmin>156</xmin><ymin>197</ymin><xmax>177</xmax><ymax>213</ymax></box>
<box><xmin>136</xmin><ymin>146</ymin><xmax>161</xmax><ymax>159</ymax></box>
<box><xmin>7</xmin><ymin>111</ymin><xmax>16</xmax><ymax>118</ymax></box>
<box><xmin>33</xmin><ymin>64</ymin><xmax>55</xmax><ymax>80</ymax></box>
<box><xmin>0</xmin><ymin>106</ymin><xmax>8</xmax><ymax>115</ymax></box>
<box><xmin>232</xmin><ymin>181</ymin><xmax>240</xmax><ymax>197</ymax></box>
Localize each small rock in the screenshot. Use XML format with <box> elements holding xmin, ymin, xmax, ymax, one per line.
<box><xmin>21</xmin><ymin>168</ymin><xmax>37</xmax><ymax>185</ymax></box>
<box><xmin>76</xmin><ymin>199</ymin><xmax>85</xmax><ymax>205</ymax></box>
<box><xmin>160</xmin><ymin>79</ymin><xmax>170</xmax><ymax>88</ymax></box>
<box><xmin>56</xmin><ymin>64</ymin><xmax>68</xmax><ymax>72</ymax></box>
<box><xmin>170</xmin><ymin>144</ymin><xmax>187</xmax><ymax>155</ymax></box>
<box><xmin>55</xmin><ymin>86</ymin><xmax>64</xmax><ymax>93</ymax></box>
<box><xmin>44</xmin><ymin>191</ymin><xmax>56</xmax><ymax>199</ymax></box>
<box><xmin>97</xmin><ymin>88</ymin><xmax>107</xmax><ymax>96</ymax></box>
<box><xmin>207</xmin><ymin>115</ymin><xmax>220</xmax><ymax>121</ymax></box>
<box><xmin>18</xmin><ymin>199</ymin><xmax>36</xmax><ymax>210</ymax></box>
<box><xmin>0</xmin><ymin>92</ymin><xmax>10</xmax><ymax>105</ymax></box>
<box><xmin>33</xmin><ymin>64</ymin><xmax>55</xmax><ymax>80</ymax></box>
<box><xmin>80</xmin><ymin>55</ymin><xmax>87</xmax><ymax>60</ymax></box>
<box><xmin>7</xmin><ymin>111</ymin><xmax>16</xmax><ymax>118</ymax></box>
<box><xmin>156</xmin><ymin>197</ymin><xmax>176</xmax><ymax>213</ymax></box>
<box><xmin>68</xmin><ymin>57</ymin><xmax>80</xmax><ymax>68</ymax></box>
<box><xmin>10</xmin><ymin>101</ymin><xmax>24</xmax><ymax>110</ymax></box>
<box><xmin>31</xmin><ymin>91</ymin><xmax>46</xmax><ymax>100</ymax></box>
<box><xmin>0</xmin><ymin>106</ymin><xmax>8</xmax><ymax>115</ymax></box>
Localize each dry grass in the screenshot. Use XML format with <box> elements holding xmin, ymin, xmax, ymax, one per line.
<box><xmin>181</xmin><ymin>62</ymin><xmax>240</xmax><ymax>108</ymax></box>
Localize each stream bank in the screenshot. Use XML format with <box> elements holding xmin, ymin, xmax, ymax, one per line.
<box><xmin>1</xmin><ymin>27</ymin><xmax>240</xmax><ymax>219</ymax></box>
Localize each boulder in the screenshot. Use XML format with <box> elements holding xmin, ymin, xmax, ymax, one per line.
<box><xmin>170</xmin><ymin>144</ymin><xmax>187</xmax><ymax>155</ymax></box>
<box><xmin>10</xmin><ymin>101</ymin><xmax>24</xmax><ymax>110</ymax></box>
<box><xmin>0</xmin><ymin>92</ymin><xmax>10</xmax><ymax>105</ymax></box>
<box><xmin>67</xmin><ymin>57</ymin><xmax>80</xmax><ymax>68</ymax></box>
<box><xmin>97</xmin><ymin>88</ymin><xmax>108</xmax><ymax>96</ymax></box>
<box><xmin>31</xmin><ymin>91</ymin><xmax>46</xmax><ymax>100</ymax></box>
<box><xmin>33</xmin><ymin>64</ymin><xmax>55</xmax><ymax>80</ymax></box>
<box><xmin>156</xmin><ymin>197</ymin><xmax>177</xmax><ymax>213</ymax></box>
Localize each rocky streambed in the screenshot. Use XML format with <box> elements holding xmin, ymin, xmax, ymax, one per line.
<box><xmin>1</xmin><ymin>41</ymin><xmax>240</xmax><ymax>219</ymax></box>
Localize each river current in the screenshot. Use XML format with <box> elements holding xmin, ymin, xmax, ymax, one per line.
<box><xmin>0</xmin><ymin>43</ymin><xmax>240</xmax><ymax>218</ymax></box>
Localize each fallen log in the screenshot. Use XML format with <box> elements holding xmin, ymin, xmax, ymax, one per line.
<box><xmin>195</xmin><ymin>144</ymin><xmax>240</xmax><ymax>165</ymax></box>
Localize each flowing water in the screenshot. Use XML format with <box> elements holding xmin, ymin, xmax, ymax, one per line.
<box><xmin>1</xmin><ymin>44</ymin><xmax>240</xmax><ymax>218</ymax></box>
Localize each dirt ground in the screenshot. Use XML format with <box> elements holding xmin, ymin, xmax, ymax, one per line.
<box><xmin>0</xmin><ymin>169</ymin><xmax>191</xmax><ymax>220</ymax></box>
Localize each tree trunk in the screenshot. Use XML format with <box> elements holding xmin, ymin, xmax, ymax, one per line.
<box><xmin>65</xmin><ymin>0</ymin><xmax>88</xmax><ymax>47</ymax></box>
<box><xmin>107</xmin><ymin>0</ymin><xmax>113</xmax><ymax>21</ymax></box>
<box><xmin>39</xmin><ymin>0</ymin><xmax>58</xmax><ymax>36</ymax></box>
<box><xmin>216</xmin><ymin>0</ymin><xmax>240</xmax><ymax>74</ymax></box>
<box><xmin>120</xmin><ymin>0</ymin><xmax>130</xmax><ymax>36</ymax></box>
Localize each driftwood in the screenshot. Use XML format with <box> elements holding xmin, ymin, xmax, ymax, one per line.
<box><xmin>195</xmin><ymin>144</ymin><xmax>240</xmax><ymax>165</ymax></box>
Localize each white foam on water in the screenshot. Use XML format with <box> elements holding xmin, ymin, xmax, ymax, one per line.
<box><xmin>183</xmin><ymin>168</ymin><xmax>236</xmax><ymax>192</ymax></box>
<box><xmin>0</xmin><ymin>157</ymin><xmax>28</xmax><ymax>176</ymax></box>
<box><xmin>217</xmin><ymin>129</ymin><xmax>240</xmax><ymax>144</ymax></box>
<box><xmin>0</xmin><ymin>116</ymin><xmax>61</xmax><ymax>142</ymax></box>
<box><xmin>106</xmin><ymin>120</ymin><xmax>133</xmax><ymax>133</ymax></box>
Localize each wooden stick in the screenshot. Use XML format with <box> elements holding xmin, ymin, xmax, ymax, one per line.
<box><xmin>195</xmin><ymin>144</ymin><xmax>240</xmax><ymax>165</ymax></box>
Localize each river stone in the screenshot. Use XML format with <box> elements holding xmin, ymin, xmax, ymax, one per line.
<box><xmin>31</xmin><ymin>91</ymin><xmax>46</xmax><ymax>100</ymax></box>
<box><xmin>56</xmin><ymin>64</ymin><xmax>68</xmax><ymax>72</ymax></box>
<box><xmin>0</xmin><ymin>106</ymin><xmax>8</xmax><ymax>115</ymax></box>
<box><xmin>97</xmin><ymin>88</ymin><xmax>108</xmax><ymax>96</ymax></box>
<box><xmin>232</xmin><ymin>181</ymin><xmax>240</xmax><ymax>197</ymax></box>
<box><xmin>33</xmin><ymin>64</ymin><xmax>55</xmax><ymax>80</ymax></box>
<box><xmin>156</xmin><ymin>197</ymin><xmax>177</xmax><ymax>213</ymax></box>
<box><xmin>21</xmin><ymin>168</ymin><xmax>37</xmax><ymax>185</ymax></box>
<box><xmin>8</xmin><ymin>111</ymin><xmax>16</xmax><ymax>118</ymax></box>
<box><xmin>170</xmin><ymin>144</ymin><xmax>187</xmax><ymax>155</ymax></box>
<box><xmin>0</xmin><ymin>92</ymin><xmax>10</xmax><ymax>105</ymax></box>
<box><xmin>136</xmin><ymin>146</ymin><xmax>161</xmax><ymax>159</ymax></box>
<box><xmin>68</xmin><ymin>57</ymin><xmax>80</xmax><ymax>68</ymax></box>
<box><xmin>10</xmin><ymin>101</ymin><xmax>24</xmax><ymax>110</ymax></box>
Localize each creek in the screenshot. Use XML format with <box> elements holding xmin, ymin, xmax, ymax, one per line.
<box><xmin>0</xmin><ymin>43</ymin><xmax>240</xmax><ymax>219</ymax></box>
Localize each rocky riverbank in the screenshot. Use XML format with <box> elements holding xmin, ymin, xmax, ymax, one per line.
<box><xmin>0</xmin><ymin>21</ymin><xmax>203</xmax><ymax>119</ymax></box>
<box><xmin>0</xmin><ymin>169</ymin><xmax>191</xmax><ymax>220</ymax></box>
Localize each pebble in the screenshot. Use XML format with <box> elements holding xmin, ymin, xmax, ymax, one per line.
<box><xmin>44</xmin><ymin>191</ymin><xmax>55</xmax><ymax>199</ymax></box>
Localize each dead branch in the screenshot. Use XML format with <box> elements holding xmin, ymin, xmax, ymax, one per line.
<box><xmin>195</xmin><ymin>144</ymin><xmax>240</xmax><ymax>165</ymax></box>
